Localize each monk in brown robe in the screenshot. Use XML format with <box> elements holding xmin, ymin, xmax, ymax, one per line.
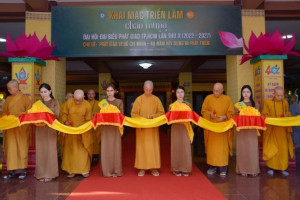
<box><xmin>131</xmin><ymin>80</ymin><xmax>165</xmax><ymax>176</ymax></box>
<box><xmin>1</xmin><ymin>79</ymin><xmax>32</xmax><ymax>180</ymax></box>
<box><xmin>201</xmin><ymin>82</ymin><xmax>235</xmax><ymax>177</ymax></box>
<box><xmin>61</xmin><ymin>89</ymin><xmax>93</xmax><ymax>178</ymax></box>
<box><xmin>262</xmin><ymin>86</ymin><xmax>293</xmax><ymax>176</ymax></box>
<box><xmin>87</xmin><ymin>89</ymin><xmax>101</xmax><ymax>162</ymax></box>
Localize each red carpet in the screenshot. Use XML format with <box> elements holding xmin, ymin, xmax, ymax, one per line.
<box><xmin>66</xmin><ymin>130</ymin><xmax>225</xmax><ymax>200</ymax></box>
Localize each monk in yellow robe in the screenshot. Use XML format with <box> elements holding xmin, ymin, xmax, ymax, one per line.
<box><xmin>201</xmin><ymin>82</ymin><xmax>235</xmax><ymax>177</ymax></box>
<box><xmin>262</xmin><ymin>86</ymin><xmax>294</xmax><ymax>176</ymax></box>
<box><xmin>131</xmin><ymin>80</ymin><xmax>165</xmax><ymax>176</ymax></box>
<box><xmin>1</xmin><ymin>79</ymin><xmax>32</xmax><ymax>180</ymax></box>
<box><xmin>61</xmin><ymin>89</ymin><xmax>93</xmax><ymax>178</ymax></box>
<box><xmin>87</xmin><ymin>89</ymin><xmax>101</xmax><ymax>160</ymax></box>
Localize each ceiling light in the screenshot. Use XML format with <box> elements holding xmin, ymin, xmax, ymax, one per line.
<box><xmin>0</xmin><ymin>38</ymin><xmax>6</xmax><ymax>42</ymax></box>
<box><xmin>282</xmin><ymin>34</ymin><xmax>293</xmax><ymax>39</ymax></box>
<box><xmin>139</xmin><ymin>62</ymin><xmax>152</xmax><ymax>69</ymax></box>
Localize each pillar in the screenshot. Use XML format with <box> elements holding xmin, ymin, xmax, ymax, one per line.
<box><xmin>25</xmin><ymin>11</ymin><xmax>66</xmax><ymax>104</ymax></box>
<box><xmin>179</xmin><ymin>72</ymin><xmax>193</xmax><ymax>105</ymax></box>
<box><xmin>98</xmin><ymin>73</ymin><xmax>112</xmax><ymax>100</ymax></box>
<box><xmin>226</xmin><ymin>10</ymin><xmax>266</xmax><ymax>105</ymax></box>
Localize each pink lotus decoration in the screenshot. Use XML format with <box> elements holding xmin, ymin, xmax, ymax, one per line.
<box><xmin>241</xmin><ymin>30</ymin><xmax>300</xmax><ymax>64</ymax></box>
<box><xmin>0</xmin><ymin>32</ymin><xmax>59</xmax><ymax>61</ymax></box>
<box><xmin>219</xmin><ymin>31</ymin><xmax>243</xmax><ymax>49</ymax></box>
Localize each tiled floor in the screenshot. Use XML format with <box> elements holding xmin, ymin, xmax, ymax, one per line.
<box><xmin>195</xmin><ymin>155</ymin><xmax>300</xmax><ymax>200</ymax></box>
<box><xmin>1</xmin><ymin>148</ymin><xmax>300</xmax><ymax>200</ymax></box>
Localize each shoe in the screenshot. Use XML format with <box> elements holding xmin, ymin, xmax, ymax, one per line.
<box><xmin>267</xmin><ymin>169</ymin><xmax>274</xmax><ymax>176</ymax></box>
<box><xmin>18</xmin><ymin>173</ymin><xmax>26</xmax><ymax>180</ymax></box>
<box><xmin>220</xmin><ymin>172</ymin><xmax>227</xmax><ymax>177</ymax></box>
<box><xmin>3</xmin><ymin>172</ymin><xmax>15</xmax><ymax>180</ymax></box>
<box><xmin>173</xmin><ymin>172</ymin><xmax>182</xmax><ymax>176</ymax></box>
<box><xmin>151</xmin><ymin>169</ymin><xmax>160</xmax><ymax>177</ymax></box>
<box><xmin>138</xmin><ymin>170</ymin><xmax>145</xmax><ymax>177</ymax></box>
<box><xmin>44</xmin><ymin>178</ymin><xmax>52</xmax><ymax>182</ymax></box>
<box><xmin>67</xmin><ymin>173</ymin><xmax>75</xmax><ymax>178</ymax></box>
<box><xmin>182</xmin><ymin>173</ymin><xmax>189</xmax><ymax>177</ymax></box>
<box><xmin>281</xmin><ymin>171</ymin><xmax>289</xmax><ymax>176</ymax></box>
<box><xmin>241</xmin><ymin>173</ymin><xmax>248</xmax><ymax>177</ymax></box>
<box><xmin>82</xmin><ymin>173</ymin><xmax>89</xmax><ymax>178</ymax></box>
<box><xmin>207</xmin><ymin>168</ymin><xmax>217</xmax><ymax>175</ymax></box>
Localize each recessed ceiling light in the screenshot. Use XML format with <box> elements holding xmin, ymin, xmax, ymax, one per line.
<box><xmin>0</xmin><ymin>38</ymin><xmax>6</xmax><ymax>42</ymax></box>
<box><xmin>139</xmin><ymin>62</ymin><xmax>152</xmax><ymax>69</ymax></box>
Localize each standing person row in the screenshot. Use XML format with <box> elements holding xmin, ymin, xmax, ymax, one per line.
<box><xmin>201</xmin><ymin>82</ymin><xmax>235</xmax><ymax>177</ymax></box>
<box><xmin>60</xmin><ymin>89</ymin><xmax>93</xmax><ymax>178</ymax></box>
<box><xmin>35</xmin><ymin>83</ymin><xmax>59</xmax><ymax>182</ymax></box>
<box><xmin>100</xmin><ymin>84</ymin><xmax>124</xmax><ymax>177</ymax></box>
<box><xmin>170</xmin><ymin>86</ymin><xmax>192</xmax><ymax>176</ymax></box>
<box><xmin>131</xmin><ymin>80</ymin><xmax>165</xmax><ymax>176</ymax></box>
<box><xmin>2</xmin><ymin>79</ymin><xmax>32</xmax><ymax>180</ymax></box>
<box><xmin>262</xmin><ymin>86</ymin><xmax>294</xmax><ymax>176</ymax></box>
<box><xmin>234</xmin><ymin>85</ymin><xmax>260</xmax><ymax>177</ymax></box>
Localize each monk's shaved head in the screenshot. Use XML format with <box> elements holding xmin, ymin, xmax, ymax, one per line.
<box><xmin>144</xmin><ymin>80</ymin><xmax>154</xmax><ymax>88</ymax></box>
<box><xmin>144</xmin><ymin>80</ymin><xmax>154</xmax><ymax>97</ymax></box>
<box><xmin>74</xmin><ymin>89</ymin><xmax>84</xmax><ymax>104</ymax></box>
<box><xmin>7</xmin><ymin>79</ymin><xmax>20</xmax><ymax>95</ymax></box>
<box><xmin>7</xmin><ymin>79</ymin><xmax>19</xmax><ymax>88</ymax></box>
<box><xmin>274</xmin><ymin>86</ymin><xmax>284</xmax><ymax>101</ymax></box>
<box><xmin>274</xmin><ymin>86</ymin><xmax>284</xmax><ymax>93</ymax></box>
<box><xmin>213</xmin><ymin>82</ymin><xmax>224</xmax><ymax>98</ymax></box>
<box><xmin>65</xmin><ymin>92</ymin><xmax>73</xmax><ymax>101</ymax></box>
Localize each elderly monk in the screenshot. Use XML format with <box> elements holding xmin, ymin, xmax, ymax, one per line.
<box><xmin>131</xmin><ymin>80</ymin><xmax>165</xmax><ymax>176</ymax></box>
<box><xmin>201</xmin><ymin>82</ymin><xmax>235</xmax><ymax>177</ymax></box>
<box><xmin>262</xmin><ymin>86</ymin><xmax>294</xmax><ymax>176</ymax></box>
<box><xmin>1</xmin><ymin>79</ymin><xmax>32</xmax><ymax>180</ymax></box>
<box><xmin>61</xmin><ymin>89</ymin><xmax>93</xmax><ymax>178</ymax></box>
<box><xmin>87</xmin><ymin>89</ymin><xmax>101</xmax><ymax>161</ymax></box>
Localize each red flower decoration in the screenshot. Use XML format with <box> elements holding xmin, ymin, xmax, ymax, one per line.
<box><xmin>280</xmin><ymin>114</ymin><xmax>285</xmax><ymax>118</ymax></box>
<box><xmin>0</xmin><ymin>32</ymin><xmax>59</xmax><ymax>61</ymax></box>
<box><xmin>241</xmin><ymin>30</ymin><xmax>300</xmax><ymax>64</ymax></box>
<box><xmin>6</xmin><ymin>112</ymin><xmax>10</xmax><ymax>116</ymax></box>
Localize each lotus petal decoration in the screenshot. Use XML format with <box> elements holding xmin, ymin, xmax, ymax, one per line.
<box><xmin>240</xmin><ymin>29</ymin><xmax>300</xmax><ymax>64</ymax></box>
<box><xmin>219</xmin><ymin>31</ymin><xmax>243</xmax><ymax>49</ymax></box>
<box><xmin>0</xmin><ymin>32</ymin><xmax>59</xmax><ymax>61</ymax></box>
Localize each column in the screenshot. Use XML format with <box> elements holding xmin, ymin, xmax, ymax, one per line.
<box><xmin>226</xmin><ymin>9</ymin><xmax>266</xmax><ymax>104</ymax></box>
<box><xmin>25</xmin><ymin>11</ymin><xmax>66</xmax><ymax>104</ymax></box>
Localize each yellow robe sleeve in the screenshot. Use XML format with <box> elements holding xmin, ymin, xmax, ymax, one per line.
<box><xmin>60</xmin><ymin>99</ymin><xmax>71</xmax><ymax>124</ymax></box>
<box><xmin>81</xmin><ymin>102</ymin><xmax>93</xmax><ymax>159</ymax></box>
<box><xmin>131</xmin><ymin>96</ymin><xmax>142</xmax><ymax>118</ymax></box>
<box><xmin>201</xmin><ymin>96</ymin><xmax>211</xmax><ymax>120</ymax></box>
<box><xmin>152</xmin><ymin>97</ymin><xmax>165</xmax><ymax>118</ymax></box>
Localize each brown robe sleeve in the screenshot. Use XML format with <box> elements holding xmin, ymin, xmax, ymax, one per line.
<box><xmin>53</xmin><ymin>99</ymin><xmax>60</xmax><ymax>119</ymax></box>
<box><xmin>118</xmin><ymin>99</ymin><xmax>124</xmax><ymax>114</ymax></box>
